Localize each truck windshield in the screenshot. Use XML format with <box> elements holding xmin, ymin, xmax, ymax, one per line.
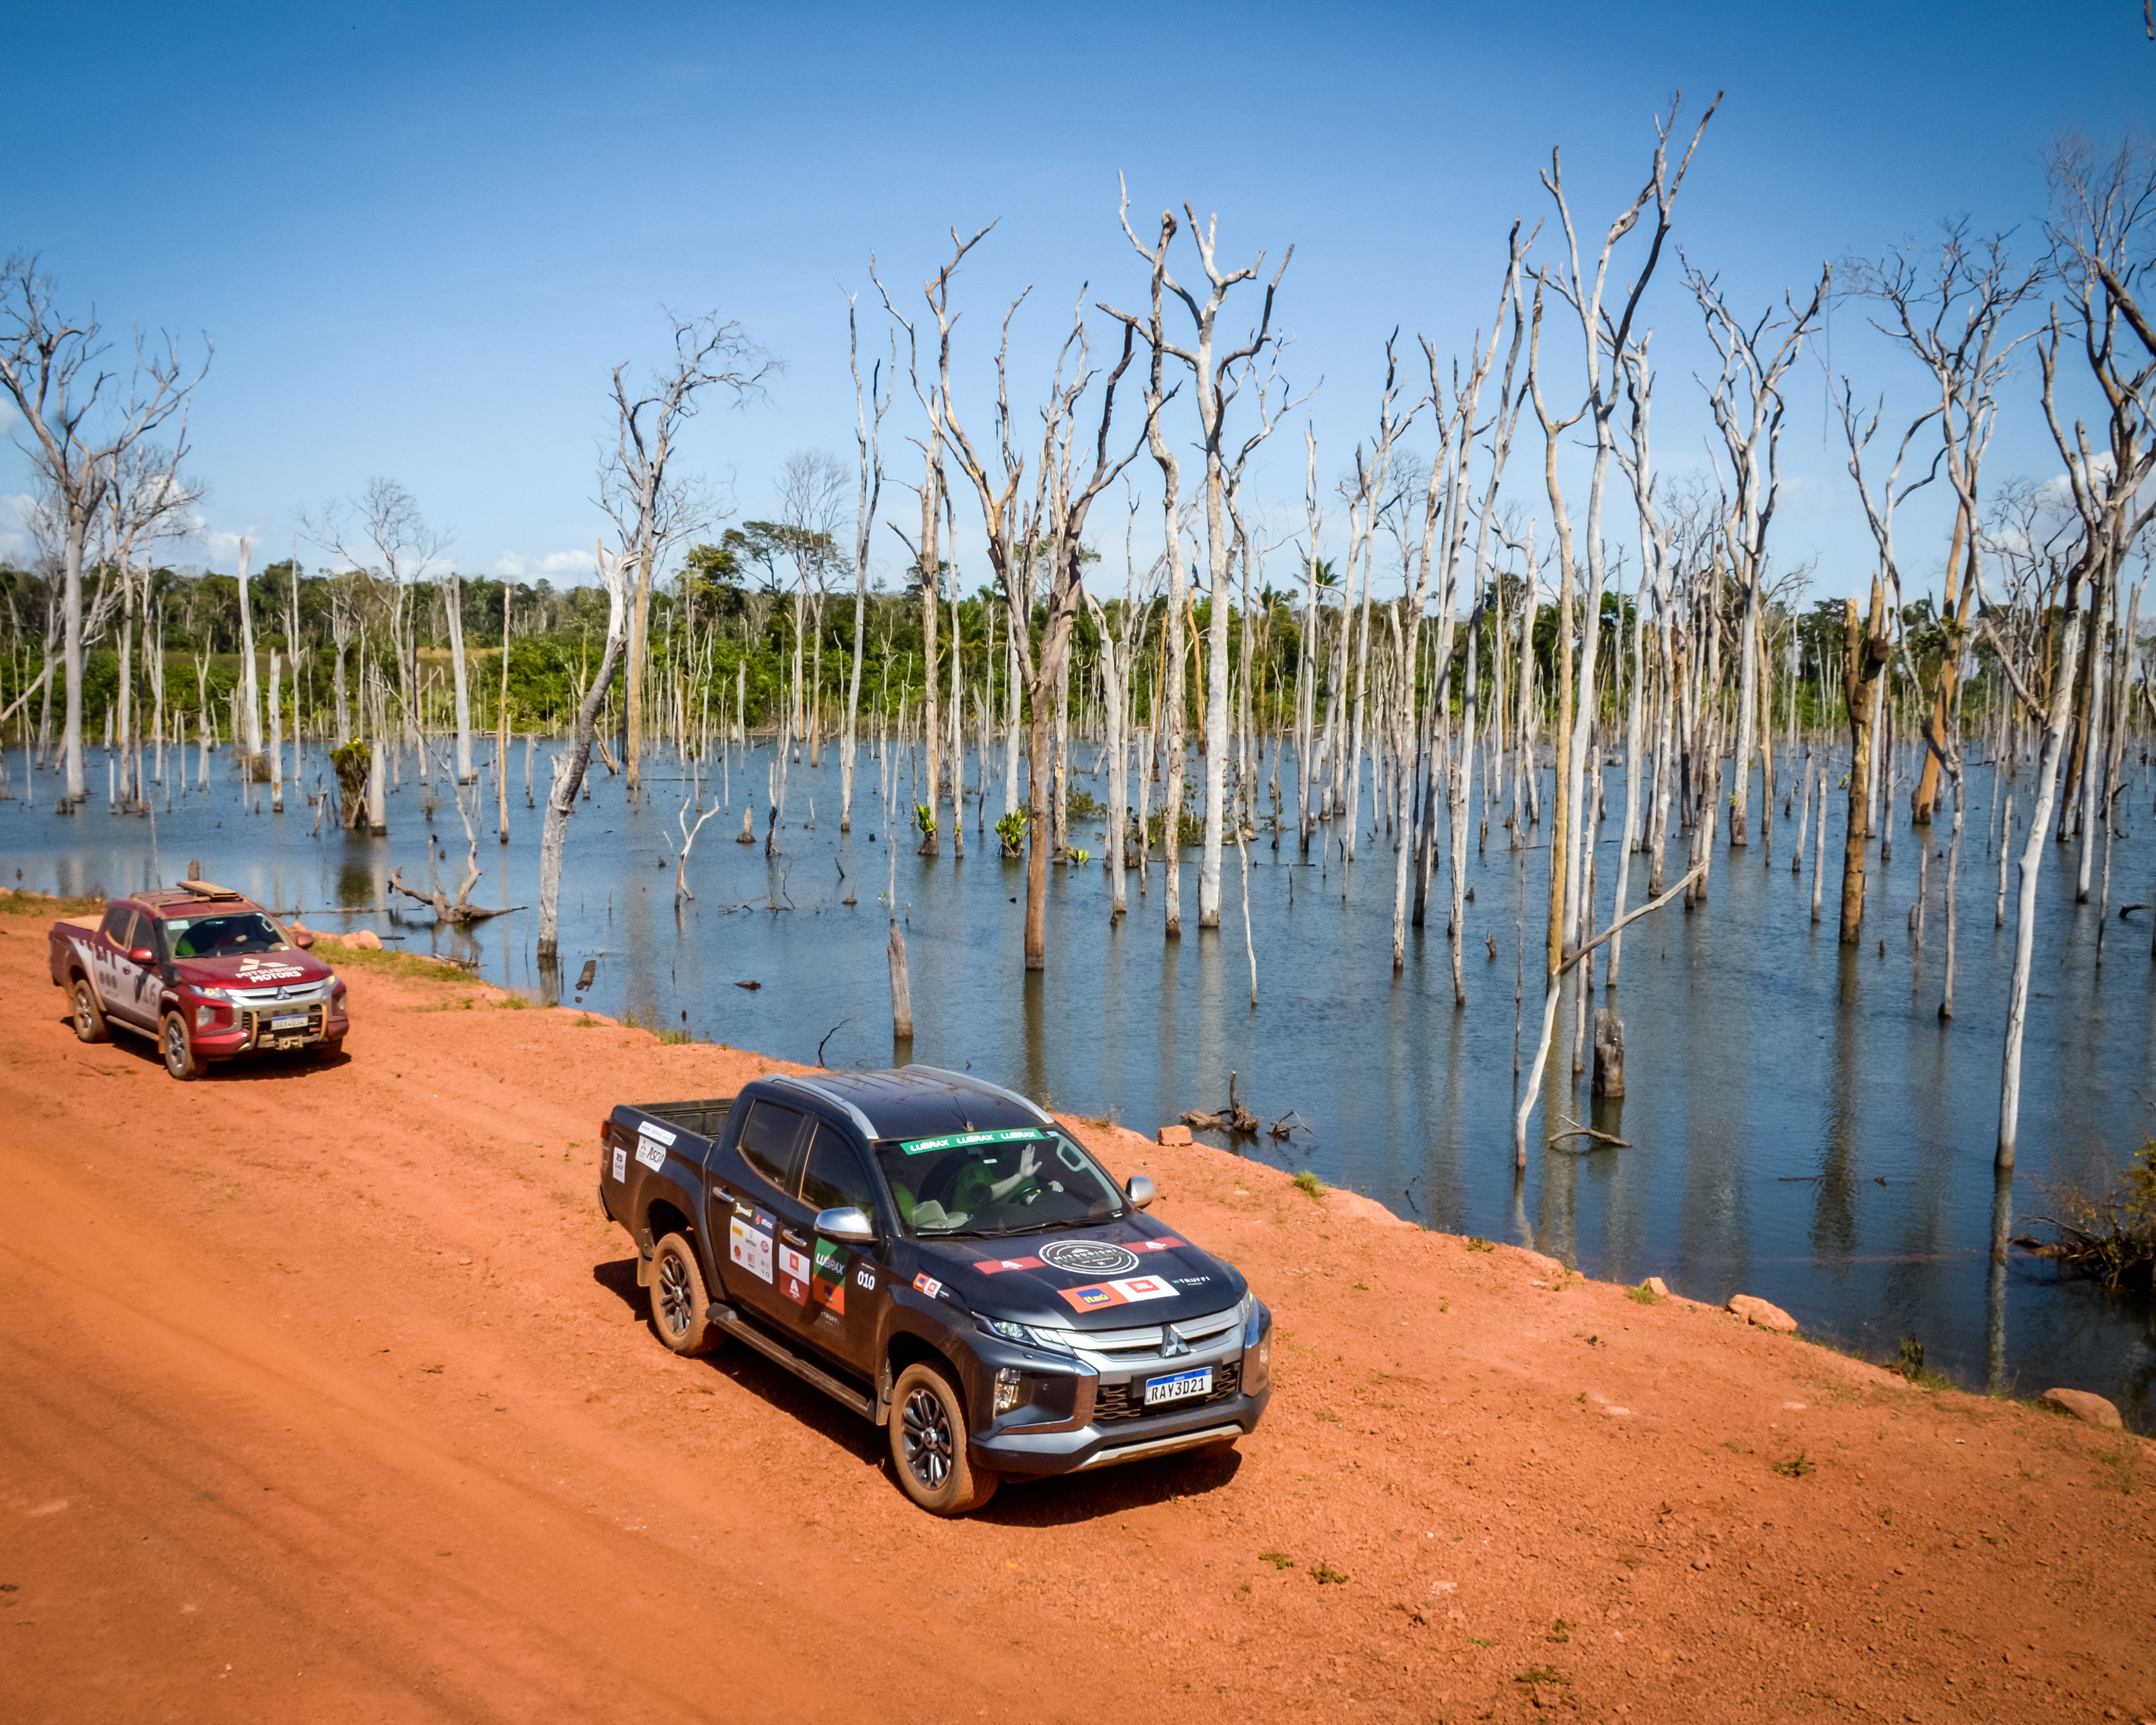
<box><xmin>165</xmin><ymin>914</ymin><xmax>289</xmax><ymax>959</ymax></box>
<box><xmin>875</xmin><ymin>1129</ymin><xmax>1126</xmax><ymax>1237</ymax></box>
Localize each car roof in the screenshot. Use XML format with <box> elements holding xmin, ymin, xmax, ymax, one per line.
<box><xmin>134</xmin><ymin>887</ymin><xmax>262</xmax><ymax>918</ymax></box>
<box><xmin>768</xmin><ymin>1065</ymin><xmax>1053</xmax><ymax>1144</ymax></box>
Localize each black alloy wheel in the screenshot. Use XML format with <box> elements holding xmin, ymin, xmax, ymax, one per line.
<box><xmin>901</xmin><ymin>1386</ymin><xmax>955</xmax><ymax>1491</ymax></box>
<box><xmin>657</xmin><ymin>1249</ymin><xmax>695</xmax><ymax>1339</ymax></box>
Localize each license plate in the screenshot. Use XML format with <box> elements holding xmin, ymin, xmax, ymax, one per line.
<box><xmin>271</xmin><ymin>1015</ymin><xmax>309</xmax><ymax>1030</ymax></box>
<box><xmin>1142</xmin><ymin>1366</ymin><xmax>1213</xmax><ymax>1406</ymax></box>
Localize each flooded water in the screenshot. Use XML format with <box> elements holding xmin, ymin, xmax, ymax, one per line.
<box><xmin>10</xmin><ymin>732</ymin><xmax>2154</xmax><ymax>1429</ymax></box>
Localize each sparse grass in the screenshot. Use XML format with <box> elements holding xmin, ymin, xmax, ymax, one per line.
<box><xmin>1469</xmin><ymin>1636</ymin><xmax>1494</xmax><ymax>1648</ymax></box>
<box><xmin>1291</xmin><ymin>1169</ymin><xmax>1325</xmax><ymax>1200</ymax></box>
<box><xmin>574</xmin><ymin>1014</ymin><xmax>597</xmax><ymax>1027</ymax></box>
<box><xmin>1465</xmin><ymin>1236</ymin><xmax>1494</xmax><ymax>1253</ymax></box>
<box><xmin>1627</xmin><ymin>1283</ymin><xmax>1662</xmax><ymax>1305</ymax></box>
<box><xmin>1515</xmin><ymin>1664</ymin><xmax>1567</xmax><ymax>1686</ymax></box>
<box><xmin>1772</xmin><ymin>1450</ymin><xmax>1817</xmax><ymax>1479</ymax></box>
<box><xmin>1311</xmin><ymin>1561</ymin><xmax>1349</xmax><ymax>1585</ymax></box>
<box><xmin>494</xmin><ymin>994</ymin><xmax>531</xmax><ymax>1010</ymax></box>
<box><xmin>318</xmin><ymin>942</ymin><xmax>470</xmax><ymax>985</ymax></box>
<box><xmin>1545</xmin><ymin>1618</ymin><xmax>1573</xmax><ymax>1644</ymax></box>
<box><xmin>657</xmin><ymin>1028</ymin><xmax>693</xmax><ymax>1045</ymax></box>
<box><xmin>1258</xmin><ymin>1551</ymin><xmax>1295</xmax><ymax>1570</ymax></box>
<box><xmin>0</xmin><ymin>888</ymin><xmax>104</xmax><ymax>916</ymax></box>
<box><xmin>2097</xmin><ymin>1441</ymin><xmax>2140</xmax><ymax>1496</ymax></box>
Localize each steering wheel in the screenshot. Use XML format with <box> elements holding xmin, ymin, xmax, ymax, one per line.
<box><xmin>923</xmin><ymin>1154</ymin><xmax>1039</xmax><ymax>1217</ymax></box>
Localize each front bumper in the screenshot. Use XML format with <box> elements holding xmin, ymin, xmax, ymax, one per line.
<box><xmin>971</xmin><ymin>1383</ymin><xmax>1269</xmax><ymax>1476</ymax></box>
<box><xmin>191</xmin><ymin>999</ymin><xmax>346</xmax><ymax>1057</ymax></box>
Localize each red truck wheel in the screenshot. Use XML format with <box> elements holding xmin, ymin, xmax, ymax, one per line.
<box><xmin>161</xmin><ymin>1012</ymin><xmax>207</xmax><ymax>1081</ymax></box>
<box><xmin>71</xmin><ymin>978</ymin><xmax>108</xmax><ymax>1043</ymax></box>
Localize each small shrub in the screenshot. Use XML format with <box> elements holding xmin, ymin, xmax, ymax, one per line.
<box><xmin>995</xmin><ymin>808</ymin><xmax>1028</xmax><ymax>856</ymax></box>
<box><xmin>657</xmin><ymin>1028</ymin><xmax>692</xmax><ymax>1045</ymax></box>
<box><xmin>2028</xmin><ymin>1136</ymin><xmax>2156</xmax><ymax>1290</ymax></box>
<box><xmin>1311</xmin><ymin>1561</ymin><xmax>1349</xmax><ymax>1585</ymax></box>
<box><xmin>1465</xmin><ymin>1236</ymin><xmax>1494</xmax><ymax>1253</ymax></box>
<box><xmin>1626</xmin><ymin>1283</ymin><xmax>1661</xmax><ymax>1305</ymax></box>
<box><xmin>1772</xmin><ymin>1450</ymin><xmax>1817</xmax><ymax>1479</ymax></box>
<box><xmin>1546</xmin><ymin>1618</ymin><xmax>1573</xmax><ymax>1644</ymax></box>
<box><xmin>1291</xmin><ymin>1169</ymin><xmax>1325</xmax><ymax>1200</ymax></box>
<box><xmin>1515</xmin><ymin>1665</ymin><xmax>1566</xmax><ymax>1686</ymax></box>
<box><xmin>1065</xmin><ymin>788</ymin><xmax>1104</xmax><ymax>820</ymax></box>
<box><xmin>1258</xmin><ymin>1551</ymin><xmax>1295</xmax><ymax>1570</ymax></box>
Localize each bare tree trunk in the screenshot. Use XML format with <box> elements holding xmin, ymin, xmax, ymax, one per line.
<box><xmin>538</xmin><ymin>547</ymin><xmax>631</xmax><ymax>960</ymax></box>
<box><xmin>443</xmin><ymin>572</ymin><xmax>473</xmax><ymax>782</ymax></box>
<box><xmin>1839</xmin><ymin>582</ymin><xmax>1890</xmax><ymax>944</ymax></box>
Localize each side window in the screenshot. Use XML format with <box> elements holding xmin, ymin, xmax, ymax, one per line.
<box><xmin>737</xmin><ymin>1101</ymin><xmax>806</xmax><ymax>1193</ymax></box>
<box><xmin>801</xmin><ymin>1123</ymin><xmax>878</xmax><ymax>1217</ymax></box>
<box><xmin>99</xmin><ymin>907</ymin><xmax>136</xmax><ymax>949</ymax></box>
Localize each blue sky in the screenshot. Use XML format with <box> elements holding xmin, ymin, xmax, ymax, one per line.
<box><xmin>5</xmin><ymin>1</ymin><xmax>2150</xmax><ymax>602</ymax></box>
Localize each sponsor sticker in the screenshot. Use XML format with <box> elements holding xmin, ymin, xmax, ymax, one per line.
<box><xmin>911</xmin><ymin>1273</ymin><xmax>944</xmax><ymax>1300</ymax></box>
<box><xmin>1132</xmin><ymin>1237</ymin><xmax>1187</xmax><ymax>1253</ymax></box>
<box><xmin>856</xmin><ymin>1266</ymin><xmax>876</xmax><ymax>1291</ymax></box>
<box><xmin>729</xmin><ymin>1205</ymin><xmax>776</xmax><ymax>1284</ymax></box>
<box><xmin>900</xmin><ymin>1128</ymin><xmax>1042</xmax><ymax>1157</ymax></box>
<box><xmin>810</xmin><ymin>1239</ymin><xmax>848</xmax><ymax>1316</ymax></box>
<box><xmin>975</xmin><ymin>1255</ymin><xmax>1045</xmax><ymax>1275</ymax></box>
<box><xmin>610</xmin><ymin>1146</ymin><xmax>627</xmax><ymax>1183</ymax></box>
<box><xmin>779</xmin><ymin>1242</ymin><xmax>812</xmax><ymax>1305</ymax></box>
<box><xmin>1057</xmin><ymin>1274</ymin><xmax>1179</xmax><ymax>1314</ymax></box>
<box><xmin>634</xmin><ymin>1134</ymin><xmax>667</xmax><ymax>1172</ymax></box>
<box><xmin>635</xmin><ymin>1120</ymin><xmax>677</xmax><ymax>1145</ymax></box>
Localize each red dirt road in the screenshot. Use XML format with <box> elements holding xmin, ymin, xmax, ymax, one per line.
<box><xmin>1</xmin><ymin>915</ymin><xmax>2151</xmax><ymax>1722</ymax></box>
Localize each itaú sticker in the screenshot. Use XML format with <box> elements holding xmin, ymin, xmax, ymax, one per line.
<box><xmin>911</xmin><ymin>1273</ymin><xmax>943</xmax><ymax>1300</ymax></box>
<box><xmin>1058</xmin><ymin>1275</ymin><xmax>1178</xmax><ymax>1313</ymax></box>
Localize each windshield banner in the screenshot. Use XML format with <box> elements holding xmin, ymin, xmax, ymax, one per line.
<box><xmin>898</xmin><ymin>1128</ymin><xmax>1044</xmax><ymax>1156</ymax></box>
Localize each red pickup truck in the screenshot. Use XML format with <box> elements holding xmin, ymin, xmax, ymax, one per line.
<box><xmin>48</xmin><ymin>882</ymin><xmax>349</xmax><ymax>1079</ymax></box>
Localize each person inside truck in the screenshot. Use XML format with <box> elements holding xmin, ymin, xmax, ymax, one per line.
<box><xmin>891</xmin><ymin>1140</ymin><xmax>1044</xmax><ymax>1232</ymax></box>
<box><xmin>165</xmin><ymin>913</ymin><xmax>291</xmax><ymax>959</ymax></box>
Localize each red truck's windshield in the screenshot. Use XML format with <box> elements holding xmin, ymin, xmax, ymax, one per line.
<box><xmin>164</xmin><ymin>913</ymin><xmax>289</xmax><ymax>959</ymax></box>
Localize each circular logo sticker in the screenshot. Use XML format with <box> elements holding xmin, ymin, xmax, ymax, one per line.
<box><xmin>1039</xmin><ymin>1239</ymin><xmax>1142</xmax><ymax>1276</ymax></box>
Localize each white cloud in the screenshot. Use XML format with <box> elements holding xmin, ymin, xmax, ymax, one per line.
<box><xmin>493</xmin><ymin>547</ymin><xmax>597</xmax><ymax>582</ymax></box>
<box><xmin>0</xmin><ymin>492</ymin><xmax>33</xmax><ymax>562</ymax></box>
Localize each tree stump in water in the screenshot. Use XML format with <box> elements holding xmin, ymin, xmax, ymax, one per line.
<box><xmin>1592</xmin><ymin>1008</ymin><xmax>1625</xmax><ymax>1099</ymax></box>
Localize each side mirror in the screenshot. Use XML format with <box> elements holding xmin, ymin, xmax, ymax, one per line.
<box><xmin>127</xmin><ymin>947</ymin><xmax>154</xmax><ymax>967</ymax></box>
<box><xmin>1126</xmin><ymin>1174</ymin><xmax>1156</xmax><ymax>1210</ymax></box>
<box><xmin>814</xmin><ymin>1206</ymin><xmax>876</xmax><ymax>1244</ymax></box>
<box><xmin>291</xmin><ymin>929</ymin><xmax>315</xmax><ymax>950</ymax></box>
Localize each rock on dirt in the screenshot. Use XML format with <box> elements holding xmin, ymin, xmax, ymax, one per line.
<box><xmin>1645</xmin><ymin>1275</ymin><xmax>1671</xmax><ymax>1298</ymax></box>
<box><xmin>2039</xmin><ymin>1387</ymin><xmax>2123</xmax><ymax>1429</ymax></box>
<box><xmin>1727</xmin><ymin>1294</ymin><xmax>1798</xmax><ymax>1333</ymax></box>
<box><xmin>1156</xmin><ymin>1124</ymin><xmax>1193</xmax><ymax>1146</ymax></box>
<box><xmin>337</xmin><ymin>928</ymin><xmax>384</xmax><ymax>950</ymax></box>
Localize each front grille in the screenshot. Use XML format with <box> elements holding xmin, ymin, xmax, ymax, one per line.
<box><xmin>1095</xmin><ymin>1358</ymin><xmax>1242</xmax><ymax>1423</ymax></box>
<box><xmin>243</xmin><ymin>1003</ymin><xmax>325</xmax><ymax>1045</ymax></box>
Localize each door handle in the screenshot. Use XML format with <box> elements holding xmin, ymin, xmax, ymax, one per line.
<box><xmin>779</xmin><ymin>1228</ymin><xmax>808</xmax><ymax>1248</ymax></box>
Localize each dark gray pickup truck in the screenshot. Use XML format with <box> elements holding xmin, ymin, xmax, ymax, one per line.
<box><xmin>598</xmin><ymin>1064</ymin><xmax>1272</xmax><ymax>1515</ymax></box>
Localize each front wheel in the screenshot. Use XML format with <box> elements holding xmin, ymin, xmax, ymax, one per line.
<box><xmin>649</xmin><ymin>1232</ymin><xmax>720</xmax><ymax>1357</ymax></box>
<box><xmin>889</xmin><ymin>1361</ymin><xmax>999</xmax><ymax>1516</ymax></box>
<box><xmin>161</xmin><ymin>1012</ymin><xmax>207</xmax><ymax>1081</ymax></box>
<box><xmin>71</xmin><ymin>978</ymin><xmax>108</xmax><ymax>1043</ymax></box>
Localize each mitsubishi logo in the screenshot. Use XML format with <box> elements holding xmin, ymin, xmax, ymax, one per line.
<box><xmin>1160</xmin><ymin>1325</ymin><xmax>1191</xmax><ymax>1358</ymax></box>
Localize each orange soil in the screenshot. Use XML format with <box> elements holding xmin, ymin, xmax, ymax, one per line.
<box><xmin>1</xmin><ymin>912</ymin><xmax>2150</xmax><ymax>1723</ymax></box>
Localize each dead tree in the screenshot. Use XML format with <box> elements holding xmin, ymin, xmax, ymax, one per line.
<box><xmin>0</xmin><ymin>256</ymin><xmax>209</xmax><ymax>809</ymax></box>
<box><xmin>841</xmin><ymin>293</ymin><xmax>890</xmax><ymax>832</ymax></box>
<box><xmin>537</xmin><ymin>541</ymin><xmax>634</xmax><ymax>963</ymax></box>
<box><xmin>601</xmin><ymin>313</ymin><xmax>770</xmax><ymax>795</ymax></box>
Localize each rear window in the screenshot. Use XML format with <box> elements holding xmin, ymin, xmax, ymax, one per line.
<box><xmin>99</xmin><ymin>907</ymin><xmax>136</xmax><ymax>947</ymax></box>
<box><xmin>737</xmin><ymin>1101</ymin><xmax>806</xmax><ymax>1193</ymax></box>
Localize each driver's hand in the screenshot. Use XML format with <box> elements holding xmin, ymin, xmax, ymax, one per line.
<box><xmin>1017</xmin><ymin>1144</ymin><xmax>1040</xmax><ymax>1180</ymax></box>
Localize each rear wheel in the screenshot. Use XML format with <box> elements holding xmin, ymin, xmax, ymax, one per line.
<box><xmin>71</xmin><ymin>978</ymin><xmax>108</xmax><ymax>1043</ymax></box>
<box><xmin>649</xmin><ymin>1232</ymin><xmax>719</xmax><ymax>1357</ymax></box>
<box><xmin>889</xmin><ymin>1361</ymin><xmax>999</xmax><ymax>1516</ymax></box>
<box><xmin>161</xmin><ymin>1011</ymin><xmax>207</xmax><ymax>1081</ymax></box>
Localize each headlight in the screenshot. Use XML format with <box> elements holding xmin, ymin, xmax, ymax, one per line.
<box><xmin>979</xmin><ymin>1316</ymin><xmax>1074</xmax><ymax>1356</ymax></box>
<box><xmin>195</xmin><ymin>986</ymin><xmax>233</xmax><ymax>1002</ymax></box>
<box><xmin>1242</xmin><ymin>1297</ymin><xmax>1272</xmax><ymax>1395</ymax></box>
<box><xmin>993</xmin><ymin>1367</ymin><xmax>1023</xmax><ymax>1415</ymax></box>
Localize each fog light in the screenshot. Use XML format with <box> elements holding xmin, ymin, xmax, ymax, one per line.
<box><xmin>196</xmin><ymin>1005</ymin><xmax>216</xmax><ymax>1029</ymax></box>
<box><xmin>993</xmin><ymin>1366</ymin><xmax>1023</xmax><ymax>1415</ymax></box>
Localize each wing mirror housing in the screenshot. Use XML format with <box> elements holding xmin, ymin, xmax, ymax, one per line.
<box><xmin>1126</xmin><ymin>1174</ymin><xmax>1156</xmax><ymax>1210</ymax></box>
<box><xmin>291</xmin><ymin>928</ymin><xmax>315</xmax><ymax>950</ymax></box>
<box><xmin>814</xmin><ymin>1206</ymin><xmax>876</xmax><ymax>1244</ymax></box>
<box><xmin>127</xmin><ymin>947</ymin><xmax>155</xmax><ymax>967</ymax></box>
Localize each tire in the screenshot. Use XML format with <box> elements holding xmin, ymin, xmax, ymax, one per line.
<box><xmin>889</xmin><ymin>1361</ymin><xmax>999</xmax><ymax>1516</ymax></box>
<box><xmin>161</xmin><ymin>1011</ymin><xmax>207</xmax><ymax>1081</ymax></box>
<box><xmin>314</xmin><ymin>1038</ymin><xmax>345</xmax><ymax>1063</ymax></box>
<box><xmin>648</xmin><ymin>1232</ymin><xmax>720</xmax><ymax>1357</ymax></box>
<box><xmin>71</xmin><ymin>977</ymin><xmax>108</xmax><ymax>1043</ymax></box>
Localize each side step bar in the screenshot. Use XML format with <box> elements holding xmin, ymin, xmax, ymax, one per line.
<box><xmin>707</xmin><ymin>1303</ymin><xmax>875</xmax><ymax>1418</ymax></box>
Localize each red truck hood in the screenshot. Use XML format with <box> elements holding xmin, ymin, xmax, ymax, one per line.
<box><xmin>173</xmin><ymin>951</ymin><xmax>336</xmax><ymax>991</ymax></box>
